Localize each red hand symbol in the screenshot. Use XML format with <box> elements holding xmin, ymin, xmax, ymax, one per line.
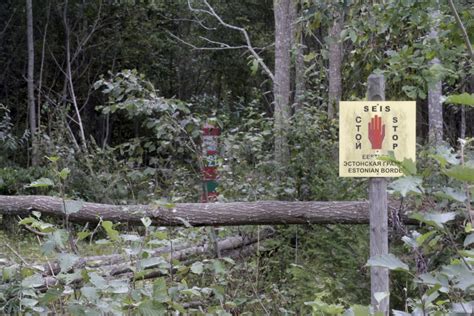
<box><xmin>368</xmin><ymin>115</ymin><xmax>385</xmax><ymax>149</ymax></box>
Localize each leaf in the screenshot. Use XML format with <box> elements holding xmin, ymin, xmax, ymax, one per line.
<box><xmin>392</xmin><ymin>310</ymin><xmax>411</xmax><ymax>316</ymax></box>
<box><xmin>19</xmin><ymin>217</ymin><xmax>35</xmax><ymax>226</ymax></box>
<box><xmin>58</xmin><ymin>253</ymin><xmax>80</xmax><ymax>272</ymax></box>
<box><xmin>108</xmin><ymin>279</ymin><xmax>130</xmax><ymax>294</ymax></box>
<box><xmin>58</xmin><ymin>168</ymin><xmax>71</xmax><ymax>180</ymax></box>
<box><xmin>410</xmin><ymin>212</ymin><xmax>457</xmax><ymax>229</ymax></box>
<box><xmin>27</xmin><ymin>177</ymin><xmax>54</xmax><ymax>188</ymax></box>
<box><xmin>81</xmin><ymin>286</ymin><xmax>98</xmax><ymax>301</ymax></box>
<box><xmin>464</xmin><ymin>234</ymin><xmax>474</xmax><ymax>247</ymax></box>
<box><xmin>21</xmin><ymin>298</ymin><xmax>38</xmax><ymax>307</ymax></box>
<box><xmin>89</xmin><ymin>272</ymin><xmax>107</xmax><ymax>290</ymax></box>
<box><xmin>388</xmin><ymin>176</ymin><xmax>423</xmax><ymax>197</ymax></box>
<box><xmin>250</xmin><ymin>58</ymin><xmax>259</xmax><ymax>76</ymax></box>
<box><xmin>38</xmin><ymin>287</ymin><xmax>62</xmax><ymax>305</ymax></box>
<box><xmin>437</xmin><ymin>187</ymin><xmax>467</xmax><ymax>202</ymax></box>
<box><xmin>101</xmin><ymin>221</ymin><xmax>119</xmax><ymax>241</ymax></box>
<box><xmin>152</xmin><ymin>278</ymin><xmax>169</xmax><ymax>303</ymax></box>
<box><xmin>180</xmin><ymin>288</ymin><xmax>202</xmax><ymax>297</ymax></box>
<box><xmin>46</xmin><ymin>156</ymin><xmax>59</xmax><ymax>163</ymax></box>
<box><xmin>77</xmin><ymin>231</ymin><xmax>91</xmax><ymax>241</ymax></box>
<box><xmin>303</xmin><ymin>52</ymin><xmax>316</xmax><ymax>62</ymax></box>
<box><xmin>416</xmin><ymin>230</ymin><xmax>437</xmax><ymax>246</ymax></box>
<box><xmin>141</xmin><ymin>217</ymin><xmax>152</xmax><ymax>228</ymax></box>
<box><xmin>139</xmin><ymin>257</ymin><xmax>166</xmax><ymax>270</ymax></box>
<box><xmin>374</xmin><ymin>291</ymin><xmax>389</xmax><ymax>303</ymax></box>
<box><xmin>366</xmin><ymin>253</ymin><xmax>409</xmax><ymax>272</ymax></box>
<box><xmin>349</xmin><ymin>29</ymin><xmax>357</xmax><ymax>43</ymax></box>
<box><xmin>138</xmin><ymin>299</ymin><xmax>166</xmax><ymax>316</ymax></box>
<box><xmin>64</xmin><ymin>200</ymin><xmax>84</xmax><ymax>215</ymax></box>
<box><xmin>445</xmin><ymin>93</ymin><xmax>474</xmax><ymax>106</ymax></box>
<box><xmin>21</xmin><ymin>274</ymin><xmax>44</xmax><ymax>288</ymax></box>
<box><xmin>120</xmin><ymin>234</ymin><xmax>141</xmax><ymax>242</ymax></box>
<box><xmin>431</xmin><ymin>145</ymin><xmax>460</xmax><ymax>167</ymax></box>
<box><xmin>191</xmin><ymin>262</ymin><xmax>204</xmax><ymax>275</ymax></box>
<box><xmin>346</xmin><ymin>305</ymin><xmax>370</xmax><ymax>316</ymax></box>
<box><xmin>444</xmin><ymin>165</ymin><xmax>474</xmax><ymax>183</ymax></box>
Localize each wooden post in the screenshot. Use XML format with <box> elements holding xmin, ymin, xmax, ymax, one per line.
<box><xmin>201</xmin><ymin>123</ymin><xmax>221</xmax><ymax>257</ymax></box>
<box><xmin>368</xmin><ymin>73</ymin><xmax>389</xmax><ymax>315</ymax></box>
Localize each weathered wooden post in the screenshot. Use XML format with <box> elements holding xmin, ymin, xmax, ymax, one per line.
<box><xmin>367</xmin><ymin>74</ymin><xmax>389</xmax><ymax>315</ymax></box>
<box><xmin>201</xmin><ymin>122</ymin><xmax>221</xmax><ymax>257</ymax></box>
<box><xmin>340</xmin><ymin>73</ymin><xmax>416</xmax><ymax>314</ymax></box>
<box><xmin>201</xmin><ymin>123</ymin><xmax>220</xmax><ymax>202</ymax></box>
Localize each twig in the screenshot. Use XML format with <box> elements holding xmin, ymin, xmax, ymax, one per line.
<box><xmin>167</xmin><ymin>31</ymin><xmax>247</xmax><ymax>51</ymax></box>
<box><xmin>447</xmin><ymin>0</ymin><xmax>474</xmax><ymax>62</ymax></box>
<box><xmin>4</xmin><ymin>243</ymin><xmax>29</xmax><ymax>266</ymax></box>
<box><xmin>186</xmin><ymin>0</ymin><xmax>275</xmax><ymax>81</ymax></box>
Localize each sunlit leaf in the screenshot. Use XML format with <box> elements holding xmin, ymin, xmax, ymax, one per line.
<box><xmin>102</xmin><ymin>221</ymin><xmax>119</xmax><ymax>241</ymax></box>
<box><xmin>444</xmin><ymin>165</ymin><xmax>474</xmax><ymax>183</ymax></box>
<box><xmin>191</xmin><ymin>261</ymin><xmax>204</xmax><ymax>275</ymax></box>
<box><xmin>388</xmin><ymin>176</ymin><xmax>423</xmax><ymax>197</ymax></box>
<box><xmin>59</xmin><ymin>168</ymin><xmax>71</xmax><ymax>180</ymax></box>
<box><xmin>64</xmin><ymin>200</ymin><xmax>84</xmax><ymax>215</ymax></box>
<box><xmin>21</xmin><ymin>274</ymin><xmax>44</xmax><ymax>288</ymax></box>
<box><xmin>366</xmin><ymin>253</ymin><xmax>409</xmax><ymax>272</ymax></box>
<box><xmin>141</xmin><ymin>217</ymin><xmax>152</xmax><ymax>228</ymax></box>
<box><xmin>27</xmin><ymin>177</ymin><xmax>54</xmax><ymax>188</ymax></box>
<box><xmin>410</xmin><ymin>212</ymin><xmax>457</xmax><ymax>229</ymax></box>
<box><xmin>89</xmin><ymin>272</ymin><xmax>107</xmax><ymax>290</ymax></box>
<box><xmin>58</xmin><ymin>253</ymin><xmax>80</xmax><ymax>272</ymax></box>
<box><xmin>445</xmin><ymin>93</ymin><xmax>474</xmax><ymax>106</ymax></box>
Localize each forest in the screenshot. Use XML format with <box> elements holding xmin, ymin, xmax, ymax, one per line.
<box><xmin>0</xmin><ymin>0</ymin><xmax>473</xmax><ymax>314</ymax></box>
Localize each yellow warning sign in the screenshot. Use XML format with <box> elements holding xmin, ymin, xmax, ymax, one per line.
<box><xmin>339</xmin><ymin>101</ymin><xmax>416</xmax><ymax>177</ymax></box>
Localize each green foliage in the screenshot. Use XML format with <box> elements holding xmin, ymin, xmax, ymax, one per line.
<box><xmin>366</xmin><ymin>253</ymin><xmax>410</xmax><ymax>272</ymax></box>
<box><xmin>0</xmin><ymin>105</ymin><xmax>29</xmax><ymax>166</ymax></box>
<box><xmin>446</xmin><ymin>93</ymin><xmax>474</xmax><ymax>107</ymax></box>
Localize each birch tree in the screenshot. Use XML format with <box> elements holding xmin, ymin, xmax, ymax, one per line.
<box><xmin>427</xmin><ymin>6</ymin><xmax>443</xmax><ymax>145</ymax></box>
<box><xmin>273</xmin><ymin>0</ymin><xmax>291</xmax><ymax>167</ymax></box>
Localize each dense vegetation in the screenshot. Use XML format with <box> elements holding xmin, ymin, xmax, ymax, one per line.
<box><xmin>0</xmin><ymin>0</ymin><xmax>473</xmax><ymax>314</ymax></box>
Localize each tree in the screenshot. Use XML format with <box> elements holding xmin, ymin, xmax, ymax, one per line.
<box><xmin>290</xmin><ymin>0</ymin><xmax>305</xmax><ymax>111</ymax></box>
<box><xmin>327</xmin><ymin>9</ymin><xmax>343</xmax><ymax>119</ymax></box>
<box><xmin>427</xmin><ymin>6</ymin><xmax>443</xmax><ymax>145</ymax></box>
<box><xmin>26</xmin><ymin>0</ymin><xmax>38</xmax><ymax>165</ymax></box>
<box><xmin>273</xmin><ymin>0</ymin><xmax>291</xmax><ymax>168</ymax></box>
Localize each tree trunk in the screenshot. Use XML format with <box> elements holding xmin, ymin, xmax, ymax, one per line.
<box><xmin>63</xmin><ymin>0</ymin><xmax>87</xmax><ymax>150</ymax></box>
<box><xmin>0</xmin><ymin>195</ymin><xmax>431</xmax><ymax>226</ymax></box>
<box><xmin>273</xmin><ymin>0</ymin><xmax>292</xmax><ymax>168</ymax></box>
<box><xmin>26</xmin><ymin>0</ymin><xmax>38</xmax><ymax>166</ymax></box>
<box><xmin>428</xmin><ymin>9</ymin><xmax>443</xmax><ymax>145</ymax></box>
<box><xmin>328</xmin><ymin>11</ymin><xmax>343</xmax><ymax>119</ymax></box>
<box><xmin>290</xmin><ymin>0</ymin><xmax>305</xmax><ymax>111</ymax></box>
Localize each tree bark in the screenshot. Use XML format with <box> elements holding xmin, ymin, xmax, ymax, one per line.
<box><xmin>328</xmin><ymin>11</ymin><xmax>343</xmax><ymax>119</ymax></box>
<box><xmin>0</xmin><ymin>195</ymin><xmax>426</xmax><ymax>226</ymax></box>
<box><xmin>42</xmin><ymin>228</ymin><xmax>274</xmax><ymax>278</ymax></box>
<box><xmin>273</xmin><ymin>0</ymin><xmax>292</xmax><ymax>168</ymax></box>
<box><xmin>428</xmin><ymin>9</ymin><xmax>443</xmax><ymax>145</ymax></box>
<box><xmin>26</xmin><ymin>0</ymin><xmax>38</xmax><ymax>166</ymax></box>
<box><xmin>290</xmin><ymin>0</ymin><xmax>305</xmax><ymax>111</ymax></box>
<box><xmin>368</xmin><ymin>74</ymin><xmax>389</xmax><ymax>315</ymax></box>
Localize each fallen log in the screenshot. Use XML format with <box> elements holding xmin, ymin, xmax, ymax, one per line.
<box><xmin>0</xmin><ymin>195</ymin><xmax>415</xmax><ymax>226</ymax></box>
<box><xmin>1</xmin><ymin>230</ymin><xmax>275</xmax><ymax>292</ymax></box>
<box><xmin>108</xmin><ymin>228</ymin><xmax>275</xmax><ymax>276</ymax></box>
